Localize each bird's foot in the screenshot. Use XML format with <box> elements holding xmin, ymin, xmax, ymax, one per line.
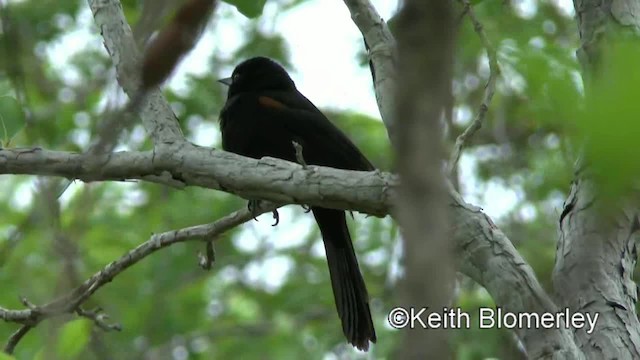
<box><xmin>301</xmin><ymin>204</ymin><xmax>311</xmax><ymax>213</ymax></box>
<box><xmin>247</xmin><ymin>200</ymin><xmax>280</xmax><ymax>226</ymax></box>
<box><xmin>247</xmin><ymin>199</ymin><xmax>261</xmax><ymax>222</ymax></box>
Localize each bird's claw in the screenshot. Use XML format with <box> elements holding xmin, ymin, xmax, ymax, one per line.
<box><xmin>247</xmin><ymin>200</ymin><xmax>260</xmax><ymax>222</ymax></box>
<box><xmin>301</xmin><ymin>204</ymin><xmax>311</xmax><ymax>213</ymax></box>
<box><xmin>248</xmin><ymin>200</ymin><xmax>279</xmax><ymax>225</ymax></box>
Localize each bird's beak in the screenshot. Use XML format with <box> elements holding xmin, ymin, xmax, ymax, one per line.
<box><xmin>218</xmin><ymin>77</ymin><xmax>232</xmax><ymax>86</ymax></box>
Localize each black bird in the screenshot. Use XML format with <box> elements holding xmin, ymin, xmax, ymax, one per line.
<box><xmin>218</xmin><ymin>57</ymin><xmax>377</xmax><ymax>350</ymax></box>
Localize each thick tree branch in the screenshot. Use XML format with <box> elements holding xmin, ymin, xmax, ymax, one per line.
<box><xmin>451</xmin><ymin>187</ymin><xmax>582</xmax><ymax>358</ymax></box>
<box><xmin>0</xmin><ymin>146</ymin><xmax>394</xmax><ymax>217</ymax></box>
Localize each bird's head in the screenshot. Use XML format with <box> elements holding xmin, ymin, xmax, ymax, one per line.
<box><xmin>219</xmin><ymin>57</ymin><xmax>296</xmax><ymax>97</ymax></box>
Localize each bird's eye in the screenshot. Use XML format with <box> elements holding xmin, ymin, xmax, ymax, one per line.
<box><xmin>232</xmin><ymin>73</ymin><xmax>240</xmax><ymax>82</ymax></box>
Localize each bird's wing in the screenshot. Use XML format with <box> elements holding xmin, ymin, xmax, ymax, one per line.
<box><xmin>256</xmin><ymin>91</ymin><xmax>375</xmax><ymax>172</ymax></box>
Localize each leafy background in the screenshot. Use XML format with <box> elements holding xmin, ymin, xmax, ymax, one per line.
<box><xmin>0</xmin><ymin>0</ymin><xmax>605</xmax><ymax>358</ymax></box>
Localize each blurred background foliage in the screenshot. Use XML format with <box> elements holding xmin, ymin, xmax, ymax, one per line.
<box><xmin>0</xmin><ymin>0</ymin><xmax>599</xmax><ymax>358</ymax></box>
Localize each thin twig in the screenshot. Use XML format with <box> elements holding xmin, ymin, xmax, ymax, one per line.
<box><xmin>448</xmin><ymin>0</ymin><xmax>500</xmax><ymax>175</ymax></box>
<box><xmin>76</xmin><ymin>307</ymin><xmax>122</xmax><ymax>332</ymax></box>
<box><xmin>4</xmin><ymin>324</ymin><xmax>33</xmax><ymax>354</ymax></box>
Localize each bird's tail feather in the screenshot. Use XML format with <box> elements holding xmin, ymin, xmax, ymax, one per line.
<box><xmin>312</xmin><ymin>207</ymin><xmax>376</xmax><ymax>351</ymax></box>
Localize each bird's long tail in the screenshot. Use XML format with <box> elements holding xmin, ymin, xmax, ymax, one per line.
<box><xmin>312</xmin><ymin>207</ymin><xmax>376</xmax><ymax>351</ymax></box>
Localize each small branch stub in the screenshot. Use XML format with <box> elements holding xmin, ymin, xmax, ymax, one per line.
<box><xmin>292</xmin><ymin>140</ymin><xmax>307</xmax><ymax>168</ymax></box>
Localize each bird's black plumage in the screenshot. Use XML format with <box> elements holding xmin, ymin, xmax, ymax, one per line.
<box><xmin>219</xmin><ymin>57</ymin><xmax>377</xmax><ymax>350</ymax></box>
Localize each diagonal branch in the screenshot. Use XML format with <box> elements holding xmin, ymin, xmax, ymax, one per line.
<box><xmin>450</xmin><ymin>186</ymin><xmax>582</xmax><ymax>358</ymax></box>
<box><xmin>87</xmin><ymin>0</ymin><xmax>184</xmax><ymax>144</ymax></box>
<box><xmin>3</xmin><ymin>324</ymin><xmax>33</xmax><ymax>354</ymax></box>
<box><xmin>0</xmin><ymin>200</ymin><xmax>280</xmax><ymax>352</ymax></box>
<box><xmin>342</xmin><ymin>0</ymin><xmax>397</xmax><ymax>140</ymax></box>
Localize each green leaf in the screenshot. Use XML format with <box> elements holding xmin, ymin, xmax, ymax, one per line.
<box><xmin>0</xmin><ymin>353</ymin><xmax>17</xmax><ymax>360</ymax></box>
<box><xmin>32</xmin><ymin>349</ymin><xmax>44</xmax><ymax>360</ymax></box>
<box><xmin>0</xmin><ymin>96</ymin><xmax>26</xmax><ymax>146</ymax></box>
<box><xmin>223</xmin><ymin>0</ymin><xmax>267</xmax><ymax>18</ymax></box>
<box><xmin>579</xmin><ymin>41</ymin><xmax>640</xmax><ymax>200</ymax></box>
<box><xmin>56</xmin><ymin>319</ymin><xmax>92</xmax><ymax>359</ymax></box>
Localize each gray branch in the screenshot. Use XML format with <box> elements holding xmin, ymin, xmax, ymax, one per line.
<box><xmin>452</xmin><ymin>187</ymin><xmax>582</xmax><ymax>359</ymax></box>
<box><xmin>88</xmin><ymin>0</ymin><xmax>184</xmax><ymax>144</ymax></box>
<box><xmin>342</xmin><ymin>0</ymin><xmax>397</xmax><ymax>140</ymax></box>
<box><xmin>0</xmin><ymin>146</ymin><xmax>394</xmax><ymax>217</ymax></box>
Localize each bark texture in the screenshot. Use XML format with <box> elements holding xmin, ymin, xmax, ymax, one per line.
<box><xmin>552</xmin><ymin>0</ymin><xmax>640</xmax><ymax>358</ymax></box>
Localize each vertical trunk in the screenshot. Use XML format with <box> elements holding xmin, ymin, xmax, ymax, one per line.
<box><xmin>553</xmin><ymin>0</ymin><xmax>640</xmax><ymax>357</ymax></box>
<box><xmin>393</xmin><ymin>0</ymin><xmax>456</xmax><ymax>358</ymax></box>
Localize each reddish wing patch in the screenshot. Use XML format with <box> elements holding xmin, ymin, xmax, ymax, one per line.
<box><xmin>258</xmin><ymin>96</ymin><xmax>288</xmax><ymax>110</ymax></box>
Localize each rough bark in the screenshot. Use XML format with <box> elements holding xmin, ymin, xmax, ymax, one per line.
<box><xmin>552</xmin><ymin>0</ymin><xmax>640</xmax><ymax>358</ymax></box>
<box><xmin>0</xmin><ymin>146</ymin><xmax>394</xmax><ymax>217</ymax></box>
<box><xmin>452</xmin><ymin>187</ymin><xmax>582</xmax><ymax>359</ymax></box>
<box><xmin>554</xmin><ymin>175</ymin><xmax>640</xmax><ymax>358</ymax></box>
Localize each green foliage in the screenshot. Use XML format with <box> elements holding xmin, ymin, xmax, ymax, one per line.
<box><xmin>0</xmin><ymin>96</ymin><xmax>25</xmax><ymax>146</ymax></box>
<box><xmin>579</xmin><ymin>42</ymin><xmax>640</xmax><ymax>200</ymax></box>
<box><xmin>324</xmin><ymin>110</ymin><xmax>393</xmax><ymax>170</ymax></box>
<box><xmin>234</xmin><ymin>30</ymin><xmax>291</xmax><ymax>68</ymax></box>
<box><xmin>223</xmin><ymin>0</ymin><xmax>268</xmax><ymax>18</ymax></box>
<box><xmin>0</xmin><ymin>353</ymin><xmax>17</xmax><ymax>360</ymax></box>
<box><xmin>56</xmin><ymin>320</ymin><xmax>92</xmax><ymax>359</ymax></box>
